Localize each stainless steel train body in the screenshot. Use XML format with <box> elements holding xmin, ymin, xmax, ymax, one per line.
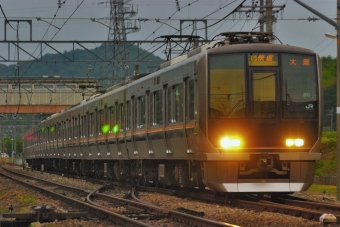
<box><xmin>24</xmin><ymin>40</ymin><xmax>322</xmax><ymax>193</ymax></box>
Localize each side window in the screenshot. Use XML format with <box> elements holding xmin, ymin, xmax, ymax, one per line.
<box><xmin>126</xmin><ymin>100</ymin><xmax>131</xmax><ymax>130</ymax></box>
<box><xmin>167</xmin><ymin>87</ymin><xmax>172</xmax><ymax>123</ymax></box>
<box><xmin>117</xmin><ymin>103</ymin><xmax>124</xmax><ymax>133</ymax></box>
<box><xmin>70</xmin><ymin>118</ymin><xmax>73</xmax><ymax>140</ymax></box>
<box><xmin>149</xmin><ymin>92</ymin><xmax>154</xmax><ymax>127</ymax></box>
<box><xmin>80</xmin><ymin>116</ymin><xmax>83</xmax><ymax>138</ymax></box>
<box><xmin>116</xmin><ymin>104</ymin><xmax>120</xmax><ymax>133</ymax></box>
<box><xmin>100</xmin><ymin>110</ymin><xmax>104</xmax><ymax>131</ymax></box>
<box><xmin>110</xmin><ymin>106</ymin><xmax>116</xmax><ymax>132</ymax></box>
<box><xmin>174</xmin><ymin>84</ymin><xmax>183</xmax><ymax>123</ymax></box>
<box><xmin>90</xmin><ymin>113</ymin><xmax>95</xmax><ymax>136</ymax></box>
<box><xmin>105</xmin><ymin>106</ymin><xmax>110</xmax><ymax>126</ymax></box>
<box><xmin>134</xmin><ymin>98</ymin><xmax>138</xmax><ymax>129</ymax></box>
<box><xmin>84</xmin><ymin>115</ymin><xmax>87</xmax><ymax>138</ymax></box>
<box><xmin>74</xmin><ymin>117</ymin><xmax>78</xmax><ymax>139</ymax></box>
<box><xmin>188</xmin><ymin>79</ymin><xmax>195</xmax><ymax>121</ymax></box>
<box><xmin>152</xmin><ymin>90</ymin><xmax>163</xmax><ymax>126</ymax></box>
<box><xmin>138</xmin><ymin>96</ymin><xmax>146</xmax><ymax>129</ymax></box>
<box><xmin>65</xmin><ymin>120</ymin><xmax>68</xmax><ymax>141</ymax></box>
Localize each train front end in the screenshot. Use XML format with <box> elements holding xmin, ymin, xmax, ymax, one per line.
<box><xmin>197</xmin><ymin>42</ymin><xmax>322</xmax><ymax>192</ymax></box>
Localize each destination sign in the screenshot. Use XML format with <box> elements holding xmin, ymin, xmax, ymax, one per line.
<box><xmin>281</xmin><ymin>54</ymin><xmax>315</xmax><ymax>69</ymax></box>
<box><xmin>248</xmin><ymin>53</ymin><xmax>278</xmax><ymax>66</ymax></box>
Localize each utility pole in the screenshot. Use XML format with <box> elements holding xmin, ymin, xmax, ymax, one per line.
<box><xmin>260</xmin><ymin>0</ymin><xmax>264</xmax><ymax>32</ymax></box>
<box><xmin>292</xmin><ymin>0</ymin><xmax>340</xmax><ymax>201</ymax></box>
<box><xmin>265</xmin><ymin>0</ymin><xmax>273</xmax><ymax>35</ymax></box>
<box><xmin>102</xmin><ymin>0</ymin><xmax>139</xmax><ymax>88</ymax></box>
<box><xmin>337</xmin><ymin>0</ymin><xmax>340</xmax><ymax>201</ymax></box>
<box><xmin>236</xmin><ymin>0</ymin><xmax>285</xmax><ymax>37</ymax></box>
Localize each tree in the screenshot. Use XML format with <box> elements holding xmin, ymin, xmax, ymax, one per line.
<box><xmin>15</xmin><ymin>140</ymin><xmax>23</xmax><ymax>156</ymax></box>
<box><xmin>2</xmin><ymin>138</ymin><xmax>13</xmax><ymax>157</ymax></box>
<box><xmin>322</xmin><ymin>56</ymin><xmax>337</xmax><ymax>130</ymax></box>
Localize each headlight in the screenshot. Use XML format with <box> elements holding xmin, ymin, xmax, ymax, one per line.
<box><xmin>220</xmin><ymin>137</ymin><xmax>241</xmax><ymax>148</ymax></box>
<box><xmin>285</xmin><ymin>139</ymin><xmax>294</xmax><ymax>147</ymax></box>
<box><xmin>295</xmin><ymin>139</ymin><xmax>304</xmax><ymax>147</ymax></box>
<box><xmin>286</xmin><ymin>138</ymin><xmax>304</xmax><ymax>147</ymax></box>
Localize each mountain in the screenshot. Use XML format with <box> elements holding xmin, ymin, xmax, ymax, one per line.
<box><xmin>0</xmin><ymin>43</ymin><xmax>165</xmax><ymax>79</ymax></box>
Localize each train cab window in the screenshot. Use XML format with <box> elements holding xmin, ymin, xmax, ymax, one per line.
<box><xmin>281</xmin><ymin>54</ymin><xmax>317</xmax><ymax>118</ymax></box>
<box><xmin>252</xmin><ymin>72</ymin><xmax>276</xmax><ymax>118</ymax></box>
<box><xmin>209</xmin><ymin>54</ymin><xmax>246</xmax><ymax>118</ymax></box>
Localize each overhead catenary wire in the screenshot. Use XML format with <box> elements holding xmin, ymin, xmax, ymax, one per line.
<box><xmin>21</xmin><ymin>0</ymin><xmax>86</xmax><ymax>78</ymax></box>
<box><xmin>0</xmin><ymin>0</ymin><xmax>334</xmax><ymax>116</ymax></box>
<box><xmin>12</xmin><ymin>0</ymin><xmax>90</xmax><ymax>112</ymax></box>
<box><xmin>0</xmin><ymin>4</ymin><xmax>17</xmax><ymax>31</ymax></box>
<box><xmin>96</xmin><ymin>0</ymin><xmax>199</xmax><ymax>83</ymax></box>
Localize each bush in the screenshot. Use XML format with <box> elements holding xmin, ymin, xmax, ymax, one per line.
<box><xmin>316</xmin><ymin>131</ymin><xmax>337</xmax><ymax>176</ymax></box>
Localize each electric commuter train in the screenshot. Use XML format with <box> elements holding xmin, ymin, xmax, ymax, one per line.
<box><xmin>24</xmin><ymin>32</ymin><xmax>322</xmax><ymax>193</ymax></box>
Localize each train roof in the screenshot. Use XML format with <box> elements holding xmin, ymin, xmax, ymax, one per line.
<box><xmin>206</xmin><ymin>42</ymin><xmax>316</xmax><ymax>55</ymax></box>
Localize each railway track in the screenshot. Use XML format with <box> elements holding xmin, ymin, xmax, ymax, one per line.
<box><xmin>3</xmin><ymin>164</ymin><xmax>338</xmax><ymax>225</ymax></box>
<box><xmin>135</xmin><ymin>185</ymin><xmax>339</xmax><ymax>225</ymax></box>
<box><xmin>0</xmin><ymin>166</ymin><xmax>155</xmax><ymax>227</ymax></box>
<box><xmin>91</xmin><ymin>186</ymin><xmax>236</xmax><ymax>227</ymax></box>
<box><xmin>0</xmin><ymin>165</ymin><xmax>239</xmax><ymax>227</ymax></box>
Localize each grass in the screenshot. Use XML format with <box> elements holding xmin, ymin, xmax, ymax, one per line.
<box><xmin>308</xmin><ymin>184</ymin><xmax>337</xmax><ymax>195</ymax></box>
<box><xmin>0</xmin><ymin>191</ymin><xmax>6</xmax><ymax>197</ymax></box>
<box><xmin>17</xmin><ymin>195</ymin><xmax>37</xmax><ymax>204</ymax></box>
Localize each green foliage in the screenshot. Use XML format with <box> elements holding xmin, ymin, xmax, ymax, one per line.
<box><xmin>315</xmin><ymin>131</ymin><xmax>337</xmax><ymax>176</ymax></box>
<box><xmin>2</xmin><ymin>138</ymin><xmax>12</xmax><ymax>155</ymax></box>
<box><xmin>16</xmin><ymin>140</ymin><xmax>23</xmax><ymax>155</ymax></box>
<box><xmin>1</xmin><ymin>138</ymin><xmax>22</xmax><ymax>157</ymax></box>
<box><xmin>308</xmin><ymin>184</ymin><xmax>337</xmax><ymax>195</ymax></box>
<box><xmin>321</xmin><ymin>56</ymin><xmax>337</xmax><ymax>130</ymax></box>
<box><xmin>322</xmin><ymin>55</ymin><xmax>337</xmax><ymax>88</ymax></box>
<box><xmin>18</xmin><ymin>195</ymin><xmax>37</xmax><ymax>204</ymax></box>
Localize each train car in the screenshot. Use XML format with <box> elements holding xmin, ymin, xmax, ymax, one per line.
<box><xmin>23</xmin><ymin>32</ymin><xmax>322</xmax><ymax>193</ymax></box>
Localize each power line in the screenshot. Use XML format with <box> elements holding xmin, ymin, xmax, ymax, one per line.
<box><xmin>0</xmin><ymin>5</ymin><xmax>17</xmax><ymax>31</ymax></box>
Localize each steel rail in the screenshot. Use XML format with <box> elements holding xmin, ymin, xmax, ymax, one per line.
<box><xmin>0</xmin><ymin>166</ymin><xmax>152</xmax><ymax>227</ymax></box>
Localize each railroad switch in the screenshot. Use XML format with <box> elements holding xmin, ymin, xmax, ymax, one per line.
<box><xmin>0</xmin><ymin>205</ymin><xmax>87</xmax><ymax>227</ymax></box>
